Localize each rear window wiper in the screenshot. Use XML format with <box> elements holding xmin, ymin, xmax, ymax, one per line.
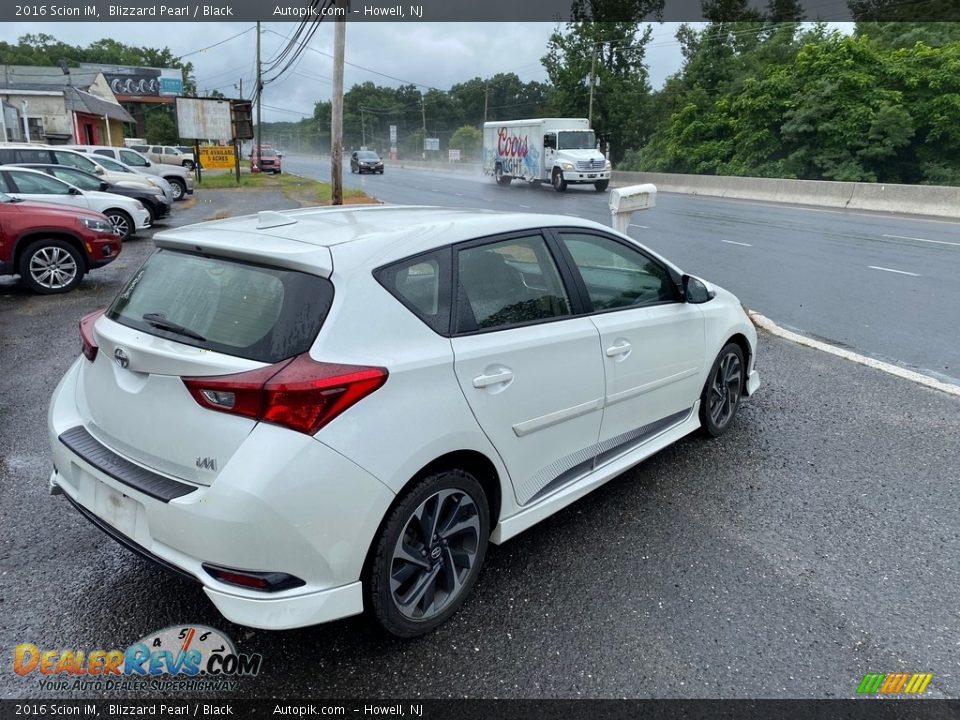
<box><xmin>142</xmin><ymin>312</ymin><xmax>207</xmax><ymax>342</ymax></box>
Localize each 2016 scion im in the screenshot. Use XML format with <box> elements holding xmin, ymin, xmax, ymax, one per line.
<box><xmin>48</xmin><ymin>205</ymin><xmax>759</xmax><ymax>636</ymax></box>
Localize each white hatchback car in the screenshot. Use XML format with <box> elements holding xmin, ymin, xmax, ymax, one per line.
<box><xmin>0</xmin><ymin>166</ymin><xmax>151</xmax><ymax>240</ymax></box>
<box><xmin>48</xmin><ymin>206</ymin><xmax>759</xmax><ymax>636</ymax></box>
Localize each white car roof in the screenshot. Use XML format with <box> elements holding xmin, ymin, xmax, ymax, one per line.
<box><xmin>152</xmin><ymin>205</ymin><xmax>623</xmax><ymax>275</ymax></box>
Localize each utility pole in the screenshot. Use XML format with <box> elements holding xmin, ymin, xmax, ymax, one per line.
<box><xmin>255</xmin><ymin>21</ymin><xmax>262</xmax><ymax>165</ymax></box>
<box><xmin>588</xmin><ymin>46</ymin><xmax>597</xmax><ymax>127</ymax></box>
<box><xmin>483</xmin><ymin>83</ymin><xmax>488</xmax><ymax>124</ymax></box>
<box><xmin>420</xmin><ymin>92</ymin><xmax>426</xmax><ymax>160</ymax></box>
<box><xmin>360</xmin><ymin>106</ymin><xmax>366</xmax><ymax>148</ymax></box>
<box><xmin>331</xmin><ymin>3</ymin><xmax>346</xmax><ymax>204</ymax></box>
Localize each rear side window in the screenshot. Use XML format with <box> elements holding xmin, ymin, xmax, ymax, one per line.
<box><xmin>12</xmin><ymin>149</ymin><xmax>51</xmax><ymax>163</ymax></box>
<box><xmin>375</xmin><ymin>249</ymin><xmax>452</xmax><ymax>335</ymax></box>
<box><xmin>107</xmin><ymin>249</ymin><xmax>333</xmax><ymax>363</ymax></box>
<box><xmin>9</xmin><ymin>171</ymin><xmax>71</xmax><ymax>194</ymax></box>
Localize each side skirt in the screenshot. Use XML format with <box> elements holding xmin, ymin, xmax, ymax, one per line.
<box><xmin>491</xmin><ymin>402</ymin><xmax>701</xmax><ymax>544</ymax></box>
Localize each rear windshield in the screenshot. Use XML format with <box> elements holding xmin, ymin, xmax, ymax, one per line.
<box><xmin>107</xmin><ymin>249</ymin><xmax>333</xmax><ymax>363</ymax></box>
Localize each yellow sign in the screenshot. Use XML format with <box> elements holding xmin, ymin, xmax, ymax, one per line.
<box><xmin>198</xmin><ymin>146</ymin><xmax>236</xmax><ymax>170</ymax></box>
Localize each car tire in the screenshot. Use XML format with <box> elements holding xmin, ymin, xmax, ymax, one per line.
<box><xmin>104</xmin><ymin>210</ymin><xmax>134</xmax><ymax>241</ymax></box>
<box><xmin>18</xmin><ymin>238</ymin><xmax>85</xmax><ymax>294</ymax></box>
<box><xmin>495</xmin><ymin>164</ymin><xmax>511</xmax><ymax>186</ymax></box>
<box><xmin>594</xmin><ymin>179</ymin><xmax>610</xmax><ymax>192</ymax></box>
<box><xmin>552</xmin><ymin>169</ymin><xmax>567</xmax><ymax>192</ymax></box>
<box><xmin>700</xmin><ymin>342</ymin><xmax>745</xmax><ymax>438</ymax></box>
<box><xmin>169</xmin><ymin>179</ymin><xmax>186</xmax><ymax>201</ymax></box>
<box><xmin>368</xmin><ymin>468</ymin><xmax>490</xmax><ymax>638</ymax></box>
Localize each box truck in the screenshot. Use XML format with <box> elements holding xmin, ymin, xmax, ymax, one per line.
<box><xmin>482</xmin><ymin>118</ymin><xmax>611</xmax><ymax>192</ymax></box>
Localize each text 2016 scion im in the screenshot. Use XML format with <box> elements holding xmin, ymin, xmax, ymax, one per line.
<box><xmin>48</xmin><ymin>205</ymin><xmax>759</xmax><ymax>636</ymax></box>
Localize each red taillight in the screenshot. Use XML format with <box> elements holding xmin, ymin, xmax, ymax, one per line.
<box><xmin>182</xmin><ymin>353</ymin><xmax>388</xmax><ymax>435</ymax></box>
<box><xmin>79</xmin><ymin>309</ymin><xmax>105</xmax><ymax>362</ymax></box>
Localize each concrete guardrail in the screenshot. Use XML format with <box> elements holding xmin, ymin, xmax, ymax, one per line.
<box><xmin>610</xmin><ymin>170</ymin><xmax>959</xmax><ymax>220</ymax></box>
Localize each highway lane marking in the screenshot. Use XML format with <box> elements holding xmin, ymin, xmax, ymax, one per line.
<box><xmin>749</xmin><ymin>312</ymin><xmax>960</xmax><ymax>399</ymax></box>
<box><xmin>722</xmin><ymin>240</ymin><xmax>752</xmax><ymax>247</ymax></box>
<box><xmin>629</xmin><ymin>224</ymin><xmax>649</xmax><ymax>229</ymax></box>
<box><xmin>868</xmin><ymin>266</ymin><xmax>921</xmax><ymax>277</ymax></box>
<box><xmin>519</xmin><ymin>204</ymin><xmax>531</xmax><ymax>208</ymax></box>
<box><xmin>882</xmin><ymin>234</ymin><xmax>960</xmax><ymax>248</ymax></box>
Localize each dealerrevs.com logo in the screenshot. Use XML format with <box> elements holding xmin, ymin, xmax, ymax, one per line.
<box><xmin>13</xmin><ymin>625</ymin><xmax>262</xmax><ymax>692</ymax></box>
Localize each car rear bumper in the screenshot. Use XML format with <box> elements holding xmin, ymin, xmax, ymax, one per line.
<box><xmin>48</xmin><ymin>359</ymin><xmax>395</xmax><ymax>629</ymax></box>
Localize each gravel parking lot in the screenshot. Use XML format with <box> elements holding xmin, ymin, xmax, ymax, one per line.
<box><xmin>1</xmin><ymin>188</ymin><xmax>957</xmax><ymax>699</ymax></box>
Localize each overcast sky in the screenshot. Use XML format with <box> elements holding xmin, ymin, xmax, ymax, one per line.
<box><xmin>0</xmin><ymin>22</ymin><xmax>693</xmax><ymax>122</ymax></box>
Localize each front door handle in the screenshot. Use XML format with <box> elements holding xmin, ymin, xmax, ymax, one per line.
<box><xmin>473</xmin><ymin>369</ymin><xmax>514</xmax><ymax>388</ymax></box>
<box><xmin>605</xmin><ymin>341</ymin><xmax>632</xmax><ymax>357</ymax></box>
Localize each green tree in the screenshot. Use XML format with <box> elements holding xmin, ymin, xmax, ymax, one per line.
<box><xmin>449</xmin><ymin>125</ymin><xmax>482</xmax><ymax>160</ymax></box>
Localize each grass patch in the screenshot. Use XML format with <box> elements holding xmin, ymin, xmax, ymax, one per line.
<box><xmin>196</xmin><ymin>170</ymin><xmax>373</xmax><ymax>206</ymax></box>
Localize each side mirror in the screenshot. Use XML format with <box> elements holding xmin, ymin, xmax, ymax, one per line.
<box><xmin>94</xmin><ymin>167</ymin><xmax>105</xmax><ymax>175</ymax></box>
<box><xmin>683</xmin><ymin>275</ymin><xmax>714</xmax><ymax>304</ymax></box>
<box><xmin>99</xmin><ymin>182</ymin><xmax>110</xmax><ymax>191</ymax></box>
<box><xmin>68</xmin><ymin>186</ymin><xmax>80</xmax><ymax>195</ymax></box>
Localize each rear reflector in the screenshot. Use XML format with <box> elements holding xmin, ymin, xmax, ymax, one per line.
<box><xmin>79</xmin><ymin>309</ymin><xmax>105</xmax><ymax>362</ymax></box>
<box><xmin>202</xmin><ymin>563</ymin><xmax>305</xmax><ymax>592</ymax></box>
<box><xmin>183</xmin><ymin>353</ymin><xmax>388</xmax><ymax>436</ymax></box>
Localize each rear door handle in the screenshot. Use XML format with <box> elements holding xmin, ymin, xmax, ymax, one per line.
<box><xmin>605</xmin><ymin>341</ymin><xmax>632</xmax><ymax>357</ymax></box>
<box><xmin>473</xmin><ymin>369</ymin><xmax>514</xmax><ymax>388</ymax></box>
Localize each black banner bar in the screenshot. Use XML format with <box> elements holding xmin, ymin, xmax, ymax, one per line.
<box><xmin>1</xmin><ymin>0</ymin><xmax>959</xmax><ymax>23</ymax></box>
<box><xmin>2</xmin><ymin>700</ymin><xmax>960</xmax><ymax>720</ymax></box>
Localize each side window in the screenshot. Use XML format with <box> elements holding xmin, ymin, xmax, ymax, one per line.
<box><xmin>375</xmin><ymin>250</ymin><xmax>451</xmax><ymax>335</ymax></box>
<box><xmin>456</xmin><ymin>235</ymin><xmax>570</xmax><ymax>333</ymax></box>
<box><xmin>93</xmin><ymin>149</ymin><xmax>113</xmax><ymax>157</ymax></box>
<box><xmin>151</xmin><ymin>146</ymin><xmax>162</xmax><ymax>154</ymax></box>
<box><xmin>164</xmin><ymin>147</ymin><xmax>178</xmax><ymax>155</ymax></box>
<box><xmin>8</xmin><ymin>171</ymin><xmax>71</xmax><ymax>195</ymax></box>
<box><xmin>559</xmin><ymin>232</ymin><xmax>680</xmax><ymax>310</ymax></box>
<box><xmin>53</xmin><ymin>151</ymin><xmax>95</xmax><ymax>171</ymax></box>
<box><xmin>120</xmin><ymin>150</ymin><xmax>148</xmax><ymax>166</ymax></box>
<box><xmin>0</xmin><ymin>173</ymin><xmax>11</xmax><ymax>193</ymax></box>
<box><xmin>14</xmin><ymin>149</ymin><xmax>51</xmax><ymax>163</ymax></box>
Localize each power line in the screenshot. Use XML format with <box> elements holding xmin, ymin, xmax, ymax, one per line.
<box><xmin>179</xmin><ymin>26</ymin><xmax>257</xmax><ymax>59</ymax></box>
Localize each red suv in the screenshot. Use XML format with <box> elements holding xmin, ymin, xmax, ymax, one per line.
<box><xmin>0</xmin><ymin>192</ymin><xmax>121</xmax><ymax>294</ymax></box>
<box><xmin>250</xmin><ymin>145</ymin><xmax>281</xmax><ymax>174</ymax></box>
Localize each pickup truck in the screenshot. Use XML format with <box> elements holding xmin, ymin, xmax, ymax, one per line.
<box><xmin>130</xmin><ymin>145</ymin><xmax>196</xmax><ymax>171</ymax></box>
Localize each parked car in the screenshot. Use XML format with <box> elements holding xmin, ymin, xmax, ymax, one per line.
<box><xmin>15</xmin><ymin>164</ymin><xmax>171</xmax><ymax>224</ymax></box>
<box><xmin>131</xmin><ymin>144</ymin><xmax>196</xmax><ymax>171</ymax></box>
<box><xmin>80</xmin><ymin>153</ymin><xmax>175</xmax><ymax>206</ymax></box>
<box><xmin>47</xmin><ymin>206</ymin><xmax>758</xmax><ymax>636</ymax></box>
<box><xmin>66</xmin><ymin>145</ymin><xmax>193</xmax><ymax>201</ymax></box>
<box><xmin>250</xmin><ymin>145</ymin><xmax>281</xmax><ymax>174</ymax></box>
<box><xmin>351</xmin><ymin>150</ymin><xmax>384</xmax><ymax>174</ymax></box>
<box><xmin>0</xmin><ymin>191</ymin><xmax>120</xmax><ymax>293</ymax></box>
<box><xmin>0</xmin><ymin>166</ymin><xmax>151</xmax><ymax>240</ymax></box>
<box><xmin>0</xmin><ymin>144</ymin><xmax>160</xmax><ymax>195</ymax></box>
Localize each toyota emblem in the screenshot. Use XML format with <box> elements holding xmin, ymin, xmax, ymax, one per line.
<box><xmin>114</xmin><ymin>348</ymin><xmax>129</xmax><ymax>369</ymax></box>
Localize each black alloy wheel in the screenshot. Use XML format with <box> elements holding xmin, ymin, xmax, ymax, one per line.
<box><xmin>369</xmin><ymin>469</ymin><xmax>489</xmax><ymax>637</ymax></box>
<box><xmin>700</xmin><ymin>342</ymin><xmax>745</xmax><ymax>437</ymax></box>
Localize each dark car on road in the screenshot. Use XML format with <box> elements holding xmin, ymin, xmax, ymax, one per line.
<box><xmin>0</xmin><ymin>191</ymin><xmax>120</xmax><ymax>294</ymax></box>
<box><xmin>14</xmin><ymin>164</ymin><xmax>171</xmax><ymax>225</ymax></box>
<box><xmin>351</xmin><ymin>150</ymin><xmax>384</xmax><ymax>174</ymax></box>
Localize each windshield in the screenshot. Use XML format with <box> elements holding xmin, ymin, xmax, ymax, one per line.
<box><xmin>557</xmin><ymin>131</ymin><xmax>596</xmax><ymax>150</ymax></box>
<box><xmin>358</xmin><ymin>151</ymin><xmax>380</xmax><ymax>160</ymax></box>
<box><xmin>95</xmin><ymin>155</ymin><xmax>132</xmax><ymax>172</ymax></box>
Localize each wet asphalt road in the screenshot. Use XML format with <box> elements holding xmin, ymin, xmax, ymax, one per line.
<box><xmin>1</xmin><ymin>183</ymin><xmax>958</xmax><ymax>700</ymax></box>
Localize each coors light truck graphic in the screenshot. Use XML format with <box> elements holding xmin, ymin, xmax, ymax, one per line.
<box><xmin>482</xmin><ymin>118</ymin><xmax>611</xmax><ymax>192</ymax></box>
